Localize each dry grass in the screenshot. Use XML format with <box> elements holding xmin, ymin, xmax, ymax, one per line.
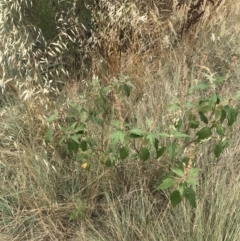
<box><xmin>0</xmin><ymin>0</ymin><xmax>240</xmax><ymax>240</ymax></box>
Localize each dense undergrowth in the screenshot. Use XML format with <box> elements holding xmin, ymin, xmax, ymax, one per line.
<box><xmin>0</xmin><ymin>0</ymin><xmax>240</xmax><ymax>240</ymax></box>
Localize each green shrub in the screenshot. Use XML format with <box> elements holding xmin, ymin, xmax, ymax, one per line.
<box><xmin>46</xmin><ymin>72</ymin><xmax>239</xmax><ymax>210</ymax></box>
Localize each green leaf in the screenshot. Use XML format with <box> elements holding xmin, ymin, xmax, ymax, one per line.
<box><xmin>156</xmin><ymin>146</ymin><xmax>166</xmax><ymax>158</ymax></box>
<box><xmin>101</xmin><ymin>86</ymin><xmax>111</xmax><ymax>96</ymax></box>
<box><xmin>45</xmin><ymin>129</ymin><xmax>53</xmax><ymax>145</ymax></box>
<box><xmin>167</xmin><ymin>103</ymin><xmax>180</xmax><ymax>111</ymax></box>
<box><xmin>105</xmin><ymin>158</ymin><xmax>115</xmax><ymax>167</ymax></box>
<box><xmin>174</xmin><ymin>118</ymin><xmax>183</xmax><ymax>130</ymax></box>
<box><xmin>147</xmin><ymin>133</ymin><xmax>158</xmax><ymax>151</ymax></box>
<box><xmin>196</xmin><ymin>127</ymin><xmax>212</xmax><ymax>141</ymax></box>
<box><xmin>209</xmin><ymin>94</ymin><xmax>219</xmax><ymax>108</ymax></box>
<box><xmin>189</xmin><ymin>81</ymin><xmax>210</xmax><ymax>92</ymax></box>
<box><xmin>156</xmin><ymin>177</ymin><xmax>175</xmax><ymax>190</ymax></box>
<box><xmin>129</xmin><ymin>128</ymin><xmax>144</xmax><ymax>138</ymax></box>
<box><xmin>214</xmin><ymin>142</ymin><xmax>224</xmax><ymax>158</ymax></box>
<box><xmin>198</xmin><ymin>104</ymin><xmax>211</xmax><ymax>113</ymax></box>
<box><xmin>69</xmin><ymin>122</ymin><xmax>77</xmax><ymax>131</ymax></box>
<box><xmin>171</xmin><ymin>130</ymin><xmax>190</xmax><ymax>138</ymax></box>
<box><xmin>185</xmin><ymin>178</ymin><xmax>198</xmax><ymax>189</ymax></box>
<box><xmin>199</xmin><ymin>99</ymin><xmax>209</xmax><ymax>105</ymax></box>
<box><xmin>85</xmin><ymin>137</ymin><xmax>94</xmax><ymax>147</ymax></box>
<box><xmin>214</xmin><ymin>108</ymin><xmax>222</xmax><ymax>120</ymax></box>
<box><xmin>69</xmin><ymin>210</ymin><xmax>80</xmax><ymax>221</ymax></box>
<box><xmin>220</xmin><ymin>109</ymin><xmax>227</xmax><ymax>123</ymax></box>
<box><xmin>189</xmin><ymin>168</ymin><xmax>199</xmax><ymax>178</ymax></box>
<box><xmin>223</xmin><ymin>138</ymin><xmax>232</xmax><ymax>148</ymax></box>
<box><xmin>111</xmin><ymin>130</ymin><xmax>125</xmax><ymax>144</ymax></box>
<box><xmin>167</xmin><ymin>142</ymin><xmax>177</xmax><ymax>161</ymax></box>
<box><xmin>225</xmin><ymin>106</ymin><xmax>238</xmax><ymax>126</ymax></box>
<box><xmin>80</xmin><ymin>140</ymin><xmax>87</xmax><ymax>152</ymax></box>
<box><xmin>159</xmin><ymin>133</ymin><xmax>170</xmax><ymax>138</ymax></box>
<box><xmin>214</xmin><ymin>76</ymin><xmax>225</xmax><ymax>85</ymax></box>
<box><xmin>125</xmin><ymin>80</ymin><xmax>134</xmax><ymax>88</ymax></box>
<box><xmin>216</xmin><ymin>124</ymin><xmax>225</xmax><ymax>137</ymax></box>
<box><xmin>119</xmin><ymin>146</ymin><xmax>129</xmax><ymax>160</ymax></box>
<box><xmin>178</xmin><ymin>183</ymin><xmax>186</xmax><ymax>197</ymax></box>
<box><xmin>184</xmin><ymin>186</ymin><xmax>196</xmax><ymax>208</ymax></box>
<box><xmin>139</xmin><ymin>147</ymin><xmax>150</xmax><ymax>162</ymax></box>
<box><xmin>170</xmin><ymin>190</ymin><xmax>182</xmax><ymax>207</ymax></box>
<box><xmin>189</xmin><ymin>120</ymin><xmax>199</xmax><ymax>129</ymax></box>
<box><xmin>171</xmin><ymin>167</ymin><xmax>185</xmax><ymax>178</ymax></box>
<box><xmin>184</xmin><ymin>101</ymin><xmax>196</xmax><ymax>108</ymax></box>
<box><xmin>47</xmin><ymin>113</ymin><xmax>58</xmax><ymax>122</ymax></box>
<box><xmin>75</xmin><ymin>124</ymin><xmax>85</xmax><ymax>134</ymax></box>
<box><xmin>67</xmin><ymin>140</ymin><xmax>79</xmax><ymax>153</ymax></box>
<box><xmin>198</xmin><ymin>111</ymin><xmax>208</xmax><ymax>124</ymax></box>
<box><xmin>123</xmin><ymin>83</ymin><xmax>131</xmax><ymax>97</ymax></box>
<box><xmin>71</xmin><ymin>134</ymin><xmax>81</xmax><ymax>144</ymax></box>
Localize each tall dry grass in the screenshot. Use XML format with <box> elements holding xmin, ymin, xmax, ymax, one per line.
<box><xmin>0</xmin><ymin>0</ymin><xmax>240</xmax><ymax>240</ymax></box>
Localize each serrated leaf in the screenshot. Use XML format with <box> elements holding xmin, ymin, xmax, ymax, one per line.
<box><xmin>167</xmin><ymin>142</ymin><xmax>177</xmax><ymax>161</ymax></box>
<box><xmin>170</xmin><ymin>190</ymin><xmax>182</xmax><ymax>207</ymax></box>
<box><xmin>157</xmin><ymin>146</ymin><xmax>166</xmax><ymax>158</ymax></box>
<box><xmin>111</xmin><ymin>130</ymin><xmax>125</xmax><ymax>144</ymax></box>
<box><xmin>225</xmin><ymin>106</ymin><xmax>238</xmax><ymax>126</ymax></box>
<box><xmin>209</xmin><ymin>94</ymin><xmax>219</xmax><ymax>108</ymax></box>
<box><xmin>147</xmin><ymin>133</ymin><xmax>158</xmax><ymax>150</ymax></box>
<box><xmin>185</xmin><ymin>178</ymin><xmax>198</xmax><ymax>188</ymax></box>
<box><xmin>198</xmin><ymin>111</ymin><xmax>208</xmax><ymax>124</ymax></box>
<box><xmin>171</xmin><ymin>167</ymin><xmax>185</xmax><ymax>178</ymax></box>
<box><xmin>119</xmin><ymin>146</ymin><xmax>129</xmax><ymax>160</ymax></box>
<box><xmin>189</xmin><ymin>81</ymin><xmax>210</xmax><ymax>92</ymax></box>
<box><xmin>178</xmin><ymin>183</ymin><xmax>186</xmax><ymax>197</ymax></box>
<box><xmin>189</xmin><ymin>168</ymin><xmax>199</xmax><ymax>178</ymax></box>
<box><xmin>129</xmin><ymin>128</ymin><xmax>144</xmax><ymax>138</ymax></box>
<box><xmin>196</xmin><ymin>127</ymin><xmax>212</xmax><ymax>141</ymax></box>
<box><xmin>167</xmin><ymin>103</ymin><xmax>180</xmax><ymax>111</ymax></box>
<box><xmin>139</xmin><ymin>147</ymin><xmax>150</xmax><ymax>161</ymax></box>
<box><xmin>156</xmin><ymin>177</ymin><xmax>175</xmax><ymax>190</ymax></box>
<box><xmin>184</xmin><ymin>187</ymin><xmax>196</xmax><ymax>208</ymax></box>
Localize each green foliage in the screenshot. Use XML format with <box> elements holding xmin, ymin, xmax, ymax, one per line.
<box><xmin>69</xmin><ymin>199</ymin><xmax>88</xmax><ymax>221</ymax></box>
<box><xmin>46</xmin><ymin>72</ymin><xmax>238</xmax><ymax>208</ymax></box>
